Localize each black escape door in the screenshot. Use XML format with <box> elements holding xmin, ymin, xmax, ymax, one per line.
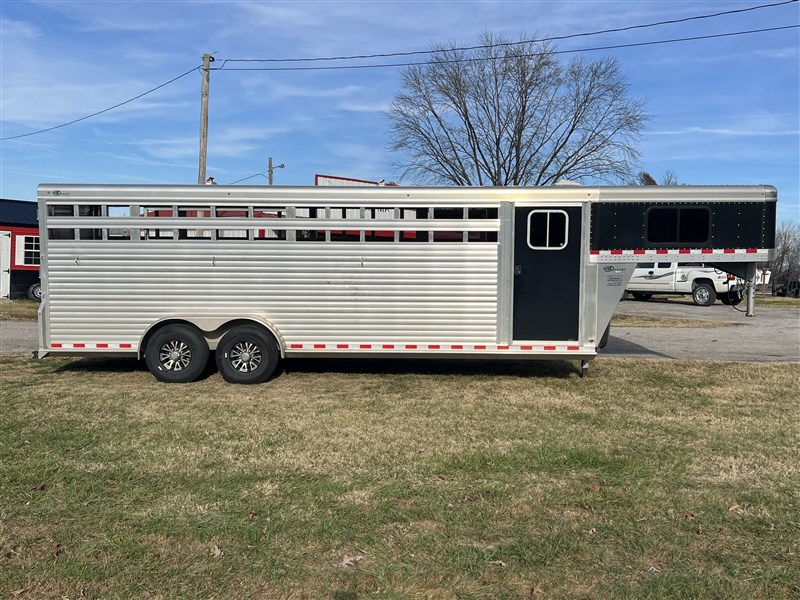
<box><xmin>513</xmin><ymin>206</ymin><xmax>582</xmax><ymax>341</ymax></box>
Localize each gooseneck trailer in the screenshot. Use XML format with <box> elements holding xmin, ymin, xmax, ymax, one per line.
<box><xmin>36</xmin><ymin>184</ymin><xmax>776</xmax><ymax>383</ymax></box>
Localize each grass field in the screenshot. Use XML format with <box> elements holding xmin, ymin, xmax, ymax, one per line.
<box><xmin>0</xmin><ymin>300</ymin><xmax>39</xmax><ymax>321</ymax></box>
<box><xmin>1</xmin><ymin>355</ymin><xmax>798</xmax><ymax>599</ymax></box>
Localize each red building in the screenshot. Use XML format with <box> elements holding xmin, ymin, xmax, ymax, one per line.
<box><xmin>1</xmin><ymin>199</ymin><xmax>41</xmax><ymax>300</ymax></box>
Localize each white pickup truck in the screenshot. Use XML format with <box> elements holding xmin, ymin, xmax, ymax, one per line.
<box><xmin>626</xmin><ymin>262</ymin><xmax>742</xmax><ymax>306</ymax></box>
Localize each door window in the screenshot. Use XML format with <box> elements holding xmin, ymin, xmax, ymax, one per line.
<box><xmin>527</xmin><ymin>210</ymin><xmax>569</xmax><ymax>250</ymax></box>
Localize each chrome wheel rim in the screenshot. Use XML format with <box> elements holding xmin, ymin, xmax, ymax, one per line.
<box><xmin>229</xmin><ymin>341</ymin><xmax>262</xmax><ymax>373</ymax></box>
<box><xmin>159</xmin><ymin>340</ymin><xmax>192</xmax><ymax>371</ymax></box>
<box><xmin>696</xmin><ymin>288</ymin><xmax>710</xmax><ymax>303</ymax></box>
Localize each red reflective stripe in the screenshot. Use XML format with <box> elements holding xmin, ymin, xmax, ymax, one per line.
<box><xmin>73</xmin><ymin>343</ymin><xmax>86</xmax><ymax>348</ymax></box>
<box><xmin>521</xmin><ymin>345</ymin><xmax>533</xmax><ymax>350</ymax></box>
<box><xmin>120</xmin><ymin>344</ymin><xmax>132</xmax><ymax>349</ymax></box>
<box><xmin>746</xmin><ymin>248</ymin><xmax>757</xmax><ymax>253</ymax></box>
<box><xmin>610</xmin><ymin>250</ymin><xmax>622</xmax><ymax>255</ymax></box>
<box><xmin>544</xmin><ymin>345</ymin><xmax>556</xmax><ymax>351</ymax></box>
<box><xmin>405</xmin><ymin>344</ymin><xmax>418</xmax><ymax>350</ymax></box>
<box><xmin>567</xmin><ymin>346</ymin><xmax>580</xmax><ymax>351</ymax></box>
<box><xmin>290</xmin><ymin>344</ymin><xmax>303</xmax><ymax>349</ymax></box>
<box><xmin>498</xmin><ymin>345</ymin><xmax>509</xmax><ymax>350</ymax></box>
<box><xmin>428</xmin><ymin>344</ymin><xmax>440</xmax><ymax>350</ymax></box>
<box><xmin>337</xmin><ymin>344</ymin><xmax>349</xmax><ymax>349</ymax></box>
<box><xmin>360</xmin><ymin>344</ymin><xmax>372</xmax><ymax>349</ymax></box>
<box><xmin>314</xmin><ymin>344</ymin><xmax>326</xmax><ymax>349</ymax></box>
<box><xmin>633</xmin><ymin>249</ymin><xmax>645</xmax><ymax>255</ymax></box>
<box><xmin>382</xmin><ymin>344</ymin><xmax>395</xmax><ymax>349</ymax></box>
<box><xmin>474</xmin><ymin>345</ymin><xmax>486</xmax><ymax>350</ymax></box>
<box><xmin>96</xmin><ymin>343</ymin><xmax>109</xmax><ymax>349</ymax></box>
<box><xmin>451</xmin><ymin>345</ymin><xmax>463</xmax><ymax>350</ymax></box>
<box><xmin>51</xmin><ymin>343</ymin><xmax>62</xmax><ymax>348</ymax></box>
<box><xmin>724</xmin><ymin>248</ymin><xmax>736</xmax><ymax>253</ymax></box>
<box><xmin>679</xmin><ymin>249</ymin><xmax>690</xmax><ymax>254</ymax></box>
<box><xmin>701</xmin><ymin>248</ymin><xmax>713</xmax><ymax>254</ymax></box>
<box><xmin>656</xmin><ymin>249</ymin><xmax>668</xmax><ymax>254</ymax></box>
<box><xmin>590</xmin><ymin>250</ymin><xmax>600</xmax><ymax>255</ymax></box>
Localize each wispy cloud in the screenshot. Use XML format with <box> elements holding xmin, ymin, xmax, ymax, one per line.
<box><xmin>651</xmin><ymin>126</ymin><xmax>800</xmax><ymax>137</ymax></box>
<box><xmin>641</xmin><ymin>46</ymin><xmax>799</xmax><ymax>67</ymax></box>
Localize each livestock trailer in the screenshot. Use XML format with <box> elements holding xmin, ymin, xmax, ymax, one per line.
<box><xmin>36</xmin><ymin>184</ymin><xmax>776</xmax><ymax>383</ymax></box>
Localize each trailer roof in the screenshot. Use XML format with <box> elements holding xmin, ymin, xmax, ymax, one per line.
<box><xmin>37</xmin><ymin>184</ymin><xmax>777</xmax><ymax>206</ymax></box>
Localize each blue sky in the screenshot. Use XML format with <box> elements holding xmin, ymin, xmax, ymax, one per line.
<box><xmin>1</xmin><ymin>0</ymin><xmax>798</xmax><ymax>223</ymax></box>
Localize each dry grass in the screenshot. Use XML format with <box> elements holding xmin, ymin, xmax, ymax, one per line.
<box><xmin>610</xmin><ymin>314</ymin><xmax>737</xmax><ymax>328</ymax></box>
<box><xmin>1</xmin><ymin>355</ymin><xmax>799</xmax><ymax>599</ymax></box>
<box><xmin>0</xmin><ymin>300</ymin><xmax>39</xmax><ymax>321</ymax></box>
<box><xmin>756</xmin><ymin>295</ymin><xmax>800</xmax><ymax>307</ymax></box>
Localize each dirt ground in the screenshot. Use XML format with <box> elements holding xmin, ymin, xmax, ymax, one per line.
<box><xmin>1</xmin><ymin>298</ymin><xmax>798</xmax><ymax>362</ymax></box>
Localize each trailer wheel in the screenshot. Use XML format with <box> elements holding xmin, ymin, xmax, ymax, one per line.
<box><xmin>631</xmin><ymin>292</ymin><xmax>652</xmax><ymax>301</ymax></box>
<box><xmin>692</xmin><ymin>283</ymin><xmax>716</xmax><ymax>306</ymax></box>
<box><xmin>145</xmin><ymin>324</ymin><xmax>209</xmax><ymax>383</ymax></box>
<box><xmin>215</xmin><ymin>325</ymin><xmax>279</xmax><ymax>384</ymax></box>
<box><xmin>27</xmin><ymin>282</ymin><xmax>42</xmax><ymax>301</ymax></box>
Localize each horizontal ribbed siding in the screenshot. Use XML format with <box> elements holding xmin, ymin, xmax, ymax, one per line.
<box><xmin>45</xmin><ymin>241</ymin><xmax>499</xmax><ymax>346</ymax></box>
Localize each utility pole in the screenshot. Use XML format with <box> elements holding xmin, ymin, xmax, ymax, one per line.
<box><xmin>198</xmin><ymin>53</ymin><xmax>214</xmax><ymax>184</ymax></box>
<box><xmin>268</xmin><ymin>156</ymin><xmax>284</xmax><ymax>186</ymax></box>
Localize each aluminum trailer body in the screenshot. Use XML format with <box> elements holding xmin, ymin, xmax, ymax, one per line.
<box><xmin>36</xmin><ymin>184</ymin><xmax>776</xmax><ymax>382</ymax></box>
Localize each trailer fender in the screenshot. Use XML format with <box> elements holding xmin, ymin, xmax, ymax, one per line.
<box><xmin>139</xmin><ymin>316</ymin><xmax>286</xmax><ymax>359</ymax></box>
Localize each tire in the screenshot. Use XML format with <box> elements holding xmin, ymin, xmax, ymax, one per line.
<box><xmin>692</xmin><ymin>282</ymin><xmax>716</xmax><ymax>307</ymax></box>
<box><xmin>27</xmin><ymin>282</ymin><xmax>42</xmax><ymax>301</ymax></box>
<box><xmin>144</xmin><ymin>324</ymin><xmax>209</xmax><ymax>383</ymax></box>
<box><xmin>215</xmin><ymin>325</ymin><xmax>279</xmax><ymax>384</ymax></box>
<box><xmin>631</xmin><ymin>292</ymin><xmax>652</xmax><ymax>301</ymax></box>
<box><xmin>721</xmin><ymin>289</ymin><xmax>743</xmax><ymax>306</ymax></box>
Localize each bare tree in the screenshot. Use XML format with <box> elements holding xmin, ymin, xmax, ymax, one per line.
<box><xmin>387</xmin><ymin>32</ymin><xmax>649</xmax><ymax>186</ymax></box>
<box><xmin>661</xmin><ymin>169</ymin><xmax>680</xmax><ymax>186</ymax></box>
<box><xmin>771</xmin><ymin>221</ymin><xmax>800</xmax><ymax>294</ymax></box>
<box><xmin>631</xmin><ymin>169</ymin><xmax>680</xmax><ymax>186</ymax></box>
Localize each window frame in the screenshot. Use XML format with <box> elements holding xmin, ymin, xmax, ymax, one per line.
<box><xmin>645</xmin><ymin>206</ymin><xmax>711</xmax><ymax>246</ymax></box>
<box><xmin>15</xmin><ymin>235</ymin><xmax>41</xmax><ymax>266</ymax></box>
<box><xmin>526</xmin><ymin>209</ymin><xmax>569</xmax><ymax>251</ymax></box>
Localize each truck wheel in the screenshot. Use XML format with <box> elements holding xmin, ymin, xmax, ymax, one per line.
<box><xmin>145</xmin><ymin>324</ymin><xmax>209</xmax><ymax>383</ymax></box>
<box><xmin>215</xmin><ymin>325</ymin><xmax>279</xmax><ymax>384</ymax></box>
<box><xmin>631</xmin><ymin>293</ymin><xmax>652</xmax><ymax>301</ymax></box>
<box><xmin>721</xmin><ymin>290</ymin><xmax>743</xmax><ymax>306</ymax></box>
<box><xmin>27</xmin><ymin>282</ymin><xmax>43</xmax><ymax>301</ymax></box>
<box><xmin>692</xmin><ymin>283</ymin><xmax>716</xmax><ymax>306</ymax></box>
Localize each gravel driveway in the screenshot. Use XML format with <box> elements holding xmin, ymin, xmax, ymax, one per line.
<box><xmin>2</xmin><ymin>299</ymin><xmax>798</xmax><ymax>362</ymax></box>
<box><xmin>606</xmin><ymin>298</ymin><xmax>800</xmax><ymax>362</ymax></box>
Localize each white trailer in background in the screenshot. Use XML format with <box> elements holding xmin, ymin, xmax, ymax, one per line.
<box><xmin>36</xmin><ymin>184</ymin><xmax>776</xmax><ymax>383</ymax></box>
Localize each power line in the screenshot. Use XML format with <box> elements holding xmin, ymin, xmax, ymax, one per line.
<box><xmin>218</xmin><ymin>0</ymin><xmax>798</xmax><ymax>66</ymax></box>
<box><xmin>0</xmin><ymin>66</ymin><xmax>201</xmax><ymax>142</ymax></box>
<box><xmin>216</xmin><ymin>25</ymin><xmax>800</xmax><ymax>73</ymax></box>
<box><xmin>228</xmin><ymin>173</ymin><xmax>268</xmax><ymax>185</ymax></box>
<box><xmin>2</xmin><ymin>2</ymin><xmax>797</xmax><ymax>142</ymax></box>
